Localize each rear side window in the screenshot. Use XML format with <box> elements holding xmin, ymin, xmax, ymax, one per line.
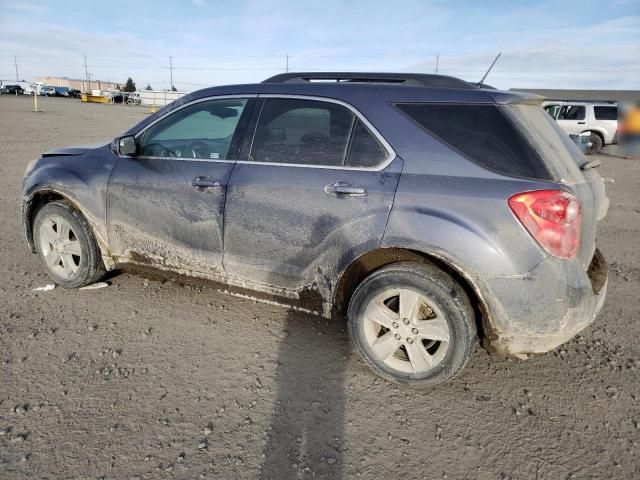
<box><xmin>396</xmin><ymin>103</ymin><xmax>551</xmax><ymax>179</ymax></box>
<box><xmin>558</xmin><ymin>105</ymin><xmax>585</xmax><ymax>120</ymax></box>
<box><xmin>594</xmin><ymin>106</ymin><xmax>617</xmax><ymax>120</ymax></box>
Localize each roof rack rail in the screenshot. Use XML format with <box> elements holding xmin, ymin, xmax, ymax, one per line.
<box><xmin>262</xmin><ymin>72</ymin><xmax>474</xmax><ymax>89</ymax></box>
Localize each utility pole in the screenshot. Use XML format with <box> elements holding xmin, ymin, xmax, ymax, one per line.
<box><xmin>14</xmin><ymin>56</ymin><xmax>19</xmax><ymax>81</ymax></box>
<box><xmin>169</xmin><ymin>56</ymin><xmax>173</xmax><ymax>90</ymax></box>
<box><xmin>83</xmin><ymin>55</ymin><xmax>89</xmax><ymax>92</ymax></box>
<box><xmin>435</xmin><ymin>54</ymin><xmax>439</xmax><ymax>74</ymax></box>
<box><xmin>285</xmin><ymin>53</ymin><xmax>289</xmax><ymax>73</ymax></box>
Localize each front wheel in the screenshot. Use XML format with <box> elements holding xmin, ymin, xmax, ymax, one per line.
<box><xmin>347</xmin><ymin>262</ymin><xmax>477</xmax><ymax>386</ymax></box>
<box><xmin>33</xmin><ymin>201</ymin><xmax>106</xmax><ymax>288</ymax></box>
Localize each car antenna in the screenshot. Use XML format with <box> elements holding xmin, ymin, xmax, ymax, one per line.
<box><xmin>478</xmin><ymin>52</ymin><xmax>501</xmax><ymax>87</ymax></box>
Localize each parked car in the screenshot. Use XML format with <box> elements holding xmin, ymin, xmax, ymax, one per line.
<box><xmin>126</xmin><ymin>91</ymin><xmax>141</xmax><ymax>104</ymax></box>
<box><xmin>23</xmin><ymin>84</ymin><xmax>36</xmax><ymax>95</ymax></box>
<box><xmin>543</xmin><ymin>101</ymin><xmax>617</xmax><ymax>154</ymax></box>
<box><xmin>0</xmin><ymin>84</ymin><xmax>24</xmax><ymax>95</ymax></box>
<box><xmin>42</xmin><ymin>86</ymin><xmax>56</xmax><ymax>96</ymax></box>
<box><xmin>52</xmin><ymin>86</ymin><xmax>70</xmax><ymax>97</ymax></box>
<box><xmin>67</xmin><ymin>89</ymin><xmax>82</xmax><ymax>98</ymax></box>
<box><xmin>21</xmin><ymin>72</ymin><xmax>609</xmax><ymax>386</ymax></box>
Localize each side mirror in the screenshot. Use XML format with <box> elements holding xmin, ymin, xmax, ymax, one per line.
<box><xmin>117</xmin><ymin>135</ymin><xmax>137</xmax><ymax>156</ymax></box>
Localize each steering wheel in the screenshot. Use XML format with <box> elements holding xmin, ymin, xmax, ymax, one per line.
<box><xmin>142</xmin><ymin>143</ymin><xmax>176</xmax><ymax>158</ymax></box>
<box><xmin>187</xmin><ymin>141</ymin><xmax>211</xmax><ymax>159</ymax></box>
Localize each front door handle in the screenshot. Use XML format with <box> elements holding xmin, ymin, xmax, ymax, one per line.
<box><xmin>577</xmin><ymin>121</ymin><xmax>586</xmax><ymax>125</ymax></box>
<box><xmin>190</xmin><ymin>176</ymin><xmax>220</xmax><ymax>192</ymax></box>
<box><xmin>324</xmin><ymin>181</ymin><xmax>366</xmax><ymax>197</ymax></box>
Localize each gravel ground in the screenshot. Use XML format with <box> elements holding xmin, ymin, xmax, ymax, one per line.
<box><xmin>1</xmin><ymin>95</ymin><xmax>639</xmax><ymax>479</ymax></box>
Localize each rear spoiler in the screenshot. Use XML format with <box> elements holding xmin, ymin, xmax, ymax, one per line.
<box><xmin>489</xmin><ymin>90</ymin><xmax>545</xmax><ymax>106</ymax></box>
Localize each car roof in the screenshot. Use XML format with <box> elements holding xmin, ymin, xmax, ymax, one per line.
<box><xmin>179</xmin><ymin>74</ymin><xmax>539</xmax><ymax>106</ymax></box>
<box><xmin>127</xmin><ymin>73</ymin><xmax>542</xmax><ymax>135</ymax></box>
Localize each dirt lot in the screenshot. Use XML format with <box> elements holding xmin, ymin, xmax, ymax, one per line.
<box><xmin>1</xmin><ymin>95</ymin><xmax>639</xmax><ymax>479</ymax></box>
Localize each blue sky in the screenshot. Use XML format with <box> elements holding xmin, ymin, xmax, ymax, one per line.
<box><xmin>0</xmin><ymin>0</ymin><xmax>638</xmax><ymax>90</ymax></box>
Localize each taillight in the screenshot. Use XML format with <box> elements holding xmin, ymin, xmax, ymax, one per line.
<box><xmin>508</xmin><ymin>189</ymin><xmax>581</xmax><ymax>259</ymax></box>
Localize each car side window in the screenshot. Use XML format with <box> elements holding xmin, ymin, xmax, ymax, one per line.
<box><xmin>544</xmin><ymin>105</ymin><xmax>560</xmax><ymax>118</ymax></box>
<box><xmin>345</xmin><ymin>120</ymin><xmax>388</xmax><ymax>167</ymax></box>
<box><xmin>558</xmin><ymin>105</ymin><xmax>585</xmax><ymax>121</ymax></box>
<box><xmin>249</xmin><ymin>98</ymin><xmax>389</xmax><ymax>168</ymax></box>
<box><xmin>594</xmin><ymin>106</ymin><xmax>617</xmax><ymax>120</ymax></box>
<box><xmin>140</xmin><ymin>98</ymin><xmax>249</xmax><ymax>159</ymax></box>
<box><xmin>249</xmin><ymin>98</ymin><xmax>354</xmax><ymax>166</ymax></box>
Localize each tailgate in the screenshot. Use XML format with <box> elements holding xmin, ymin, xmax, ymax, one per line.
<box><xmin>504</xmin><ymin>104</ymin><xmax>609</xmax><ymax>269</ymax></box>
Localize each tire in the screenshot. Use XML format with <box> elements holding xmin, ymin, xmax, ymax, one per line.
<box><xmin>587</xmin><ymin>133</ymin><xmax>603</xmax><ymax>155</ymax></box>
<box><xmin>347</xmin><ymin>262</ymin><xmax>477</xmax><ymax>386</ymax></box>
<box><xmin>33</xmin><ymin>201</ymin><xmax>106</xmax><ymax>288</ymax></box>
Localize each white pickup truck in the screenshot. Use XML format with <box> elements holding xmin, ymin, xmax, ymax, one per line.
<box><xmin>543</xmin><ymin>101</ymin><xmax>617</xmax><ymax>154</ymax></box>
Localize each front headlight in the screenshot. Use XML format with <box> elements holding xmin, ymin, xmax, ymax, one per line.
<box><xmin>24</xmin><ymin>158</ymin><xmax>39</xmax><ymax>176</ymax></box>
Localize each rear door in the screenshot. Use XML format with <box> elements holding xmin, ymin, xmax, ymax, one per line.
<box><xmin>107</xmin><ymin>96</ymin><xmax>254</xmax><ymax>277</ymax></box>
<box><xmin>222</xmin><ymin>96</ymin><xmax>402</xmax><ymax>295</ymax></box>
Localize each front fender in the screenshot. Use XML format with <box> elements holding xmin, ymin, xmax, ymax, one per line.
<box><xmin>21</xmin><ymin>147</ymin><xmax>116</xmax><ymax>265</ymax></box>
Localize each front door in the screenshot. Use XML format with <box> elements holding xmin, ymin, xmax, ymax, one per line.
<box><xmin>107</xmin><ymin>96</ymin><xmax>254</xmax><ymax>277</ymax></box>
<box><xmin>222</xmin><ymin>96</ymin><xmax>402</xmax><ymax>299</ymax></box>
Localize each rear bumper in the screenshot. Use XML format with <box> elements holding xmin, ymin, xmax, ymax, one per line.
<box><xmin>484</xmin><ymin>248</ymin><xmax>608</xmax><ymax>357</ymax></box>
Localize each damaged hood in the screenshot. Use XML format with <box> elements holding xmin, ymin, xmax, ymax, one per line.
<box><xmin>42</xmin><ymin>142</ymin><xmax>108</xmax><ymax>157</ymax></box>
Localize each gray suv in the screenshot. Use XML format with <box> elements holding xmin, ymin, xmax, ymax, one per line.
<box><xmin>21</xmin><ymin>73</ymin><xmax>609</xmax><ymax>386</ymax></box>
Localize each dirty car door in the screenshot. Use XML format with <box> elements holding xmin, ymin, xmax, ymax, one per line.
<box><xmin>107</xmin><ymin>97</ymin><xmax>254</xmax><ymax>277</ymax></box>
<box><xmin>223</xmin><ymin>97</ymin><xmax>401</xmax><ymax>304</ymax></box>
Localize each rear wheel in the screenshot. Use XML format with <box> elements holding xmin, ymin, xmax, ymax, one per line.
<box><xmin>33</xmin><ymin>201</ymin><xmax>105</xmax><ymax>288</ymax></box>
<box><xmin>347</xmin><ymin>262</ymin><xmax>476</xmax><ymax>386</ymax></box>
<box><xmin>587</xmin><ymin>133</ymin><xmax>603</xmax><ymax>154</ymax></box>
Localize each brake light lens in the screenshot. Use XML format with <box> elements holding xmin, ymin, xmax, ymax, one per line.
<box><xmin>508</xmin><ymin>189</ymin><xmax>581</xmax><ymax>259</ymax></box>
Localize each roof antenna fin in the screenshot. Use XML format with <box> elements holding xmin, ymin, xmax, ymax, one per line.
<box><xmin>478</xmin><ymin>52</ymin><xmax>501</xmax><ymax>86</ymax></box>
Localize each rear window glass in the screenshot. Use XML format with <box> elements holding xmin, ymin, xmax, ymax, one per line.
<box><xmin>594</xmin><ymin>106</ymin><xmax>617</xmax><ymax>120</ymax></box>
<box><xmin>396</xmin><ymin>103</ymin><xmax>551</xmax><ymax>179</ymax></box>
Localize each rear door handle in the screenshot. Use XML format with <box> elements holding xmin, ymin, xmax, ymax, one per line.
<box><xmin>324</xmin><ymin>181</ymin><xmax>366</xmax><ymax>197</ymax></box>
<box><xmin>190</xmin><ymin>176</ymin><xmax>220</xmax><ymax>192</ymax></box>
<box><xmin>577</xmin><ymin>121</ymin><xmax>586</xmax><ymax>124</ymax></box>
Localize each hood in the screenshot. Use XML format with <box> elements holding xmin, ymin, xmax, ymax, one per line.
<box><xmin>42</xmin><ymin>142</ymin><xmax>108</xmax><ymax>157</ymax></box>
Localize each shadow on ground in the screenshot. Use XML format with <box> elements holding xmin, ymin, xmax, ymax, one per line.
<box><xmin>260</xmin><ymin>308</ymin><xmax>350</xmax><ymax>480</ymax></box>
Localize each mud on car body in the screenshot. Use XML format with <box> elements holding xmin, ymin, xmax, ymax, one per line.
<box><xmin>21</xmin><ymin>72</ymin><xmax>609</xmax><ymax>386</ymax></box>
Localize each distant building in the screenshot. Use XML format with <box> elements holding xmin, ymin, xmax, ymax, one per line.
<box><xmin>34</xmin><ymin>76</ymin><xmax>122</xmax><ymax>92</ymax></box>
<box><xmin>511</xmin><ymin>89</ymin><xmax>640</xmax><ymax>103</ymax></box>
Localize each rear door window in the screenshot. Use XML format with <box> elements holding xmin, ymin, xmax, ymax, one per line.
<box><xmin>345</xmin><ymin>120</ymin><xmax>388</xmax><ymax>168</ymax></box>
<box><xmin>250</xmin><ymin>98</ymin><xmax>352</xmax><ymax>166</ymax></box>
<box><xmin>249</xmin><ymin>98</ymin><xmax>389</xmax><ymax>168</ymax></box>
<box><xmin>396</xmin><ymin>103</ymin><xmax>551</xmax><ymax>179</ymax></box>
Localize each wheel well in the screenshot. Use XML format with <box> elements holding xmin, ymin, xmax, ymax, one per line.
<box><xmin>333</xmin><ymin>248</ymin><xmax>489</xmax><ymax>342</ymax></box>
<box><xmin>24</xmin><ymin>191</ymin><xmax>70</xmax><ymax>251</ymax></box>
